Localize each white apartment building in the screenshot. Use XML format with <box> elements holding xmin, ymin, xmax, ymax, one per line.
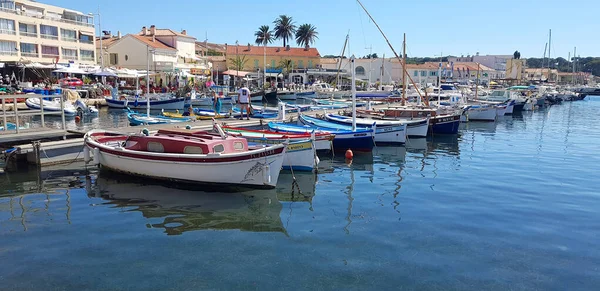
<box><xmin>0</xmin><ymin>0</ymin><xmax>96</xmax><ymax>65</ymax></box>
<box><xmin>448</xmin><ymin>54</ymin><xmax>513</xmax><ymax>71</ymax></box>
<box><xmin>100</xmin><ymin>25</ymin><xmax>209</xmax><ymax>73</ymax></box>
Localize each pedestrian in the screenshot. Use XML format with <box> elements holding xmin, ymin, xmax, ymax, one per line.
<box><xmin>237</xmin><ymin>86</ymin><xmax>250</xmax><ymax>120</ymax></box>
<box><xmin>213</xmin><ymin>91</ymin><xmax>223</xmax><ymax>116</ymax></box>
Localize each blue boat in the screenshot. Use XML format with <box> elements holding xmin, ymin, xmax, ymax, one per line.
<box><xmin>0</xmin><ymin>122</ymin><xmax>29</xmax><ymax>131</ymax></box>
<box><xmin>429</xmin><ymin>114</ymin><xmax>461</xmax><ymax>134</ymax></box>
<box><xmin>268</xmin><ymin>121</ymin><xmax>374</xmax><ymax>152</ymax></box>
<box><xmin>231</xmin><ymin>107</ymin><xmax>278</xmax><ymax>119</ymax></box>
<box><xmin>126</xmin><ymin>109</ymin><xmax>191</xmax><ymax>126</ymax></box>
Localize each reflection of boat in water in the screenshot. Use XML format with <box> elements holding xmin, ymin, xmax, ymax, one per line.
<box><xmin>275</xmin><ymin>172</ymin><xmax>317</xmax><ymax>203</ymax></box>
<box><xmin>462</xmin><ymin>120</ymin><xmax>497</xmax><ymax>133</ymax></box>
<box><xmin>427</xmin><ymin>135</ymin><xmax>460</xmax><ymax>156</ymax></box>
<box><xmin>373</xmin><ymin>145</ymin><xmax>407</xmax><ymax>165</ymax></box>
<box><xmin>93</xmin><ymin>174</ymin><xmax>285</xmax><ymax>235</ymax></box>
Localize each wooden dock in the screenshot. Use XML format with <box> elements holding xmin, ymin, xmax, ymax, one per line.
<box><xmin>0</xmin><ymin>129</ymin><xmax>68</xmax><ymax>146</ymax></box>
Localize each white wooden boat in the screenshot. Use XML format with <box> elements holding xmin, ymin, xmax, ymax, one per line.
<box><xmin>222</xmin><ymin>126</ymin><xmax>334</xmax><ymax>152</ymax></box>
<box><xmin>84</xmin><ymin>125</ymin><xmax>287</xmax><ymax>188</ymax></box>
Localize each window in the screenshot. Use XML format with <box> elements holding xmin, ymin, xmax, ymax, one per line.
<box><xmin>41</xmin><ymin>45</ymin><xmax>59</xmax><ymax>58</ymax></box>
<box><xmin>421</xmin><ymin>71</ymin><xmax>426</xmax><ymax>77</ymax></box>
<box><xmin>79</xmin><ymin>33</ymin><xmax>93</xmax><ymax>44</ymax></box>
<box><xmin>60</xmin><ymin>29</ymin><xmax>76</xmax><ymax>42</ymax></box>
<box><xmin>308</xmin><ymin>60</ymin><xmax>313</xmax><ymax>69</ymax></box>
<box><xmin>355</xmin><ymin>66</ymin><xmax>365</xmax><ymax>75</ymax></box>
<box><xmin>233</xmin><ymin>142</ymin><xmax>244</xmax><ymax>150</ymax></box>
<box><xmin>254</xmin><ymin>59</ymin><xmax>259</xmax><ymax>69</ymax></box>
<box><xmin>183</xmin><ymin>146</ymin><xmax>203</xmax><ymax>154</ymax></box>
<box><xmin>40</xmin><ymin>25</ymin><xmax>58</xmax><ymax>40</ymax></box>
<box><xmin>0</xmin><ymin>40</ymin><xmax>17</xmax><ymax>55</ymax></box>
<box><xmin>147</xmin><ymin>142</ymin><xmax>164</xmax><ymax>153</ymax></box>
<box><xmin>0</xmin><ymin>1</ymin><xmax>15</xmax><ymax>10</ymax></box>
<box><xmin>298</xmin><ymin>60</ymin><xmax>304</xmax><ymax>68</ymax></box>
<box><xmin>20</xmin><ymin>43</ymin><xmax>37</xmax><ymax>57</ymax></box>
<box><xmin>413</xmin><ymin>70</ymin><xmax>418</xmax><ymax>77</ymax></box>
<box><xmin>430</xmin><ymin>71</ymin><xmax>436</xmax><ymax>76</ymax></box>
<box><xmin>80</xmin><ymin>50</ymin><xmax>94</xmax><ymax>61</ymax></box>
<box><xmin>109</xmin><ymin>53</ymin><xmax>118</xmax><ymax>65</ymax></box>
<box><xmin>19</xmin><ymin>23</ymin><xmax>36</xmax><ymax>37</ymax></box>
<box><xmin>0</xmin><ymin>18</ymin><xmax>15</xmax><ymax>35</ymax></box>
<box><xmin>62</xmin><ymin>48</ymin><xmax>77</xmax><ymax>60</ymax></box>
<box><xmin>213</xmin><ymin>144</ymin><xmax>225</xmax><ymax>153</ymax></box>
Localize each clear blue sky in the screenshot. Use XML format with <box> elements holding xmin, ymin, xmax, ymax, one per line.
<box><xmin>52</xmin><ymin>0</ymin><xmax>595</xmax><ymax>59</ymax></box>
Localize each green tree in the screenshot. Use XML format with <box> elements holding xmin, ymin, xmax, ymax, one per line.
<box><xmin>273</xmin><ymin>15</ymin><xmax>296</xmax><ymax>47</ymax></box>
<box><xmin>278</xmin><ymin>59</ymin><xmax>293</xmax><ymax>81</ymax></box>
<box><xmin>254</xmin><ymin>25</ymin><xmax>273</xmax><ymax>46</ymax></box>
<box><xmin>229</xmin><ymin>55</ymin><xmax>249</xmax><ymax>87</ymax></box>
<box><xmin>295</xmin><ymin>23</ymin><xmax>318</xmax><ymax>48</ymax></box>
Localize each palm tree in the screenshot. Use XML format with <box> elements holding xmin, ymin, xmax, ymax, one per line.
<box><xmin>295</xmin><ymin>24</ymin><xmax>318</xmax><ymax>48</ymax></box>
<box><xmin>273</xmin><ymin>15</ymin><xmax>296</xmax><ymax>47</ymax></box>
<box><xmin>278</xmin><ymin>59</ymin><xmax>293</xmax><ymax>83</ymax></box>
<box><xmin>255</xmin><ymin>25</ymin><xmax>273</xmax><ymax>46</ymax></box>
<box><xmin>229</xmin><ymin>55</ymin><xmax>249</xmax><ymax>87</ymax></box>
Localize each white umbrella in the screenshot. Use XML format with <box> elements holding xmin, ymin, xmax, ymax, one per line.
<box><xmin>53</xmin><ymin>67</ymin><xmax>88</xmax><ymax>74</ymax></box>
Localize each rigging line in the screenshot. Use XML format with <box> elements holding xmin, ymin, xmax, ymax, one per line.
<box><xmin>355</xmin><ymin>1</ymin><xmax>368</xmax><ymax>49</ymax></box>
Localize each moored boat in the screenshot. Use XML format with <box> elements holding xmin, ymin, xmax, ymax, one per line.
<box><xmin>25</xmin><ymin>97</ymin><xmax>77</xmax><ymax>116</ymax></box>
<box><xmin>322</xmin><ymin>114</ymin><xmax>407</xmax><ymax>143</ymax></box>
<box><xmin>127</xmin><ymin>110</ymin><xmax>191</xmax><ymax>126</ymax></box>
<box><xmin>84</xmin><ymin>125</ymin><xmax>287</xmax><ymax>188</ymax></box>
<box><xmin>222</xmin><ymin>125</ymin><xmax>334</xmax><ymax>151</ymax></box>
<box><xmin>105</xmin><ymin>96</ymin><xmax>188</xmax><ymax>110</ymax></box>
<box><xmin>268</xmin><ymin>121</ymin><xmax>374</xmax><ymax>152</ymax></box>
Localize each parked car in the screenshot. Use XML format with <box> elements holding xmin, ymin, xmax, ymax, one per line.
<box><xmin>59</xmin><ymin>77</ymin><xmax>83</xmax><ymax>87</ymax></box>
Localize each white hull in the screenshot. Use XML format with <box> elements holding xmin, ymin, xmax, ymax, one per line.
<box><xmin>373</xmin><ymin>125</ymin><xmax>407</xmax><ymax>143</ymax></box>
<box><xmin>523</xmin><ymin>101</ymin><xmax>534</xmax><ymax>111</ymax></box>
<box><xmin>465</xmin><ymin>107</ymin><xmax>496</xmax><ymax>121</ymax></box>
<box><xmin>25</xmin><ymin>97</ymin><xmax>77</xmax><ymax>116</ymax></box>
<box><xmin>405</xmin><ymin>119</ymin><xmax>429</xmax><ymax>137</ymax></box>
<box><xmin>105</xmin><ymin>97</ymin><xmax>186</xmax><ymax>110</ymax></box>
<box><xmin>496</xmin><ymin>105</ymin><xmax>507</xmax><ymax>116</ymax></box>
<box><xmin>283</xmin><ymin>143</ymin><xmax>319</xmax><ymax>171</ymax></box>
<box><xmin>91</xmin><ymin>146</ymin><xmax>285</xmax><ymax>188</ymax></box>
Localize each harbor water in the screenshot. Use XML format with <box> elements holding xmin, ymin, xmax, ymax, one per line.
<box><xmin>1</xmin><ymin>98</ymin><xmax>600</xmax><ymax>290</ymax></box>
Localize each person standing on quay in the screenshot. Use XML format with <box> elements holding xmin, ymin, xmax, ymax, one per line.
<box><xmin>213</xmin><ymin>91</ymin><xmax>223</xmax><ymax>116</ymax></box>
<box><xmin>237</xmin><ymin>86</ymin><xmax>250</xmax><ymax>120</ymax></box>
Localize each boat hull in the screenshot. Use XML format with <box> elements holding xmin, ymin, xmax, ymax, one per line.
<box><xmin>406</xmin><ymin>118</ymin><xmax>429</xmax><ymax>137</ymax></box>
<box><xmin>25</xmin><ymin>97</ymin><xmax>77</xmax><ymax>116</ymax></box>
<box><xmin>429</xmin><ymin>114</ymin><xmax>461</xmax><ymax>134</ymax></box>
<box><xmin>322</xmin><ymin>114</ymin><xmax>407</xmax><ymax>143</ymax></box>
<box><xmin>496</xmin><ymin>105</ymin><xmax>508</xmax><ymax>116</ymax></box>
<box><xmin>86</xmin><ymin>140</ymin><xmax>286</xmax><ymax>189</ymax></box>
<box><xmin>105</xmin><ymin>97</ymin><xmax>187</xmax><ymax>110</ymax></box>
<box><xmin>465</xmin><ymin>106</ymin><xmax>496</xmax><ymax>121</ymax></box>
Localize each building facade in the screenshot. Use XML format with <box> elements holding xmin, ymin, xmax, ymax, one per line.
<box><xmin>449</xmin><ymin>54</ymin><xmax>513</xmax><ymax>71</ymax></box>
<box><xmin>225</xmin><ymin>44</ymin><xmax>321</xmax><ymax>73</ymax></box>
<box><xmin>0</xmin><ymin>0</ymin><xmax>96</xmax><ymax>65</ymax></box>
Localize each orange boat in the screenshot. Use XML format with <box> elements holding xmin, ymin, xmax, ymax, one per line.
<box><xmin>1</xmin><ymin>97</ymin><xmax>27</xmax><ymax>103</ymax></box>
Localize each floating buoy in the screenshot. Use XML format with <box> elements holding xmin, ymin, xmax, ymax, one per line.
<box><xmin>142</xmin><ymin>128</ymin><xmax>149</xmax><ymax>136</ymax></box>
<box><xmin>185</xmin><ymin>125</ymin><xmax>192</xmax><ymax>130</ymax></box>
<box><xmin>345</xmin><ymin>149</ymin><xmax>353</xmax><ymax>159</ymax></box>
<box><xmin>74</xmin><ymin>116</ymin><xmax>81</xmax><ymax>122</ymax></box>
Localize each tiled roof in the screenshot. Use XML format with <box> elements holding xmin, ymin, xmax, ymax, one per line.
<box><xmin>96</xmin><ymin>36</ymin><xmax>119</xmax><ymax>49</ymax></box>
<box><xmin>139</xmin><ymin>28</ymin><xmax>195</xmax><ymax>38</ymax></box>
<box><xmin>130</xmin><ymin>34</ymin><xmax>176</xmax><ymax>50</ymax></box>
<box><xmin>196</xmin><ymin>42</ymin><xmax>226</xmax><ymax>53</ymax></box>
<box><xmin>226</xmin><ymin>45</ymin><xmax>320</xmax><ymax>58</ymax></box>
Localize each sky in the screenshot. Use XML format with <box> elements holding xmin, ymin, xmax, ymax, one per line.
<box><xmin>51</xmin><ymin>0</ymin><xmax>597</xmax><ymax>59</ymax></box>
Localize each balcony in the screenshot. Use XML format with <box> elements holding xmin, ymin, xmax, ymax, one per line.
<box><xmin>19</xmin><ymin>31</ymin><xmax>36</xmax><ymax>38</ymax></box>
<box><xmin>42</xmin><ymin>53</ymin><xmax>59</xmax><ymax>59</ymax></box>
<box><xmin>40</xmin><ymin>34</ymin><xmax>58</xmax><ymax>40</ymax></box>
<box><xmin>0</xmin><ymin>8</ymin><xmax>93</xmax><ymax>28</ymax></box>
<box><xmin>62</xmin><ymin>37</ymin><xmax>77</xmax><ymax>43</ymax></box>
<box><xmin>0</xmin><ymin>51</ymin><xmax>17</xmax><ymax>56</ymax></box>
<box><xmin>21</xmin><ymin>52</ymin><xmax>38</xmax><ymax>57</ymax></box>
<box><xmin>0</xmin><ymin>29</ymin><xmax>16</xmax><ymax>35</ymax></box>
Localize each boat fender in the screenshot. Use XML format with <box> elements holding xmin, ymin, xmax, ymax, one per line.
<box><xmin>119</xmin><ymin>96</ymin><xmax>126</xmax><ymax>101</ymax></box>
<box><xmin>263</xmin><ymin>164</ymin><xmax>271</xmax><ymax>185</ymax></box>
<box><xmin>185</xmin><ymin>125</ymin><xmax>192</xmax><ymax>130</ymax></box>
<box><xmin>141</xmin><ymin>128</ymin><xmax>149</xmax><ymax>136</ymax></box>
<box><xmin>83</xmin><ymin>146</ymin><xmax>91</xmax><ymax>163</ymax></box>
<box><xmin>92</xmin><ymin>147</ymin><xmax>100</xmax><ymax>165</ymax></box>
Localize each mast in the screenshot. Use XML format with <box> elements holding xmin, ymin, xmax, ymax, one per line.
<box><xmin>334</xmin><ymin>34</ymin><xmax>349</xmax><ymax>91</ymax></box>
<box><xmin>351</xmin><ymin>54</ymin><xmax>357</xmax><ymax>131</ymax></box>
<box><xmin>401</xmin><ymin>33</ymin><xmax>406</xmax><ymax>106</ymax></box>
<box><xmin>355</xmin><ymin>0</ymin><xmax>428</xmax><ymax>106</ymax></box>
<box><xmin>366</xmin><ymin>45</ymin><xmax>372</xmax><ymax>89</ymax></box>
<box><xmin>572</xmin><ymin>47</ymin><xmax>576</xmax><ymax>86</ymax></box>
<box><xmin>548</xmin><ymin>29</ymin><xmax>552</xmax><ymax>82</ymax></box>
<box><xmin>475</xmin><ymin>63</ymin><xmax>480</xmax><ymax>100</ymax></box>
<box><xmin>146</xmin><ymin>45</ymin><xmax>150</xmax><ymax>117</ymax></box>
<box><xmin>380</xmin><ymin>53</ymin><xmax>385</xmax><ymax>90</ymax></box>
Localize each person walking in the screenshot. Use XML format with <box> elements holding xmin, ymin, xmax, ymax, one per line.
<box><xmin>213</xmin><ymin>91</ymin><xmax>223</xmax><ymax>116</ymax></box>
<box><xmin>237</xmin><ymin>86</ymin><xmax>251</xmax><ymax>120</ymax></box>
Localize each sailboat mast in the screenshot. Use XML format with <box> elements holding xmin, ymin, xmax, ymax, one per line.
<box><xmin>401</xmin><ymin>33</ymin><xmax>406</xmax><ymax>106</ymax></box>
<box><xmin>573</xmin><ymin>47</ymin><xmax>576</xmax><ymax>86</ymax></box>
<box><xmin>475</xmin><ymin>63</ymin><xmax>480</xmax><ymax>100</ymax></box>
<box><xmin>380</xmin><ymin>53</ymin><xmax>385</xmax><ymax>90</ymax></box>
<box><xmin>335</xmin><ymin>34</ymin><xmax>349</xmax><ymax>91</ymax></box>
<box><xmin>548</xmin><ymin>29</ymin><xmax>552</xmax><ymax>82</ymax></box>
<box><xmin>146</xmin><ymin>45</ymin><xmax>150</xmax><ymax>117</ymax></box>
<box><xmin>355</xmin><ymin>0</ymin><xmax>427</xmax><ymax>106</ymax></box>
<box><xmin>351</xmin><ymin>54</ymin><xmax>357</xmax><ymax>131</ymax></box>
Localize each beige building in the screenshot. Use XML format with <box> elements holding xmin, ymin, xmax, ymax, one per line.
<box><xmin>0</xmin><ymin>0</ymin><xmax>96</xmax><ymax>65</ymax></box>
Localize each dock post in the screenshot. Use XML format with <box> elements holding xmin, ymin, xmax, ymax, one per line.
<box><xmin>14</xmin><ymin>96</ymin><xmax>19</xmax><ymax>134</ymax></box>
<box><xmin>2</xmin><ymin>96</ymin><xmax>6</xmax><ymax>131</ymax></box>
<box><xmin>32</xmin><ymin>141</ymin><xmax>41</xmax><ymax>167</ymax></box>
<box><xmin>40</xmin><ymin>95</ymin><xmax>45</xmax><ymax>127</ymax></box>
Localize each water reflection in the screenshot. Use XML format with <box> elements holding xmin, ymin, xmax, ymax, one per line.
<box><xmin>92</xmin><ymin>172</ymin><xmax>286</xmax><ymax>235</ymax></box>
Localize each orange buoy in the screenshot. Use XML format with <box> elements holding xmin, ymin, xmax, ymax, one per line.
<box><xmin>75</xmin><ymin>116</ymin><xmax>81</xmax><ymax>122</ymax></box>
<box><xmin>345</xmin><ymin>149</ymin><xmax>353</xmax><ymax>159</ymax></box>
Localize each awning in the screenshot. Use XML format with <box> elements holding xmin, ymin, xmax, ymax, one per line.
<box><xmin>53</xmin><ymin>67</ymin><xmax>88</xmax><ymax>74</ymax></box>
<box><xmin>222</xmin><ymin>70</ymin><xmax>250</xmax><ymax>77</ymax></box>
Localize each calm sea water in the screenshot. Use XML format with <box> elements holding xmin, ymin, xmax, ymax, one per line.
<box><xmin>2</xmin><ymin>98</ymin><xmax>600</xmax><ymax>290</ymax></box>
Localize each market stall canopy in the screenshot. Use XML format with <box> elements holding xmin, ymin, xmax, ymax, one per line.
<box><xmin>21</xmin><ymin>62</ymin><xmax>66</xmax><ymax>69</ymax></box>
<box><xmin>221</xmin><ymin>70</ymin><xmax>250</xmax><ymax>77</ymax></box>
<box><xmin>92</xmin><ymin>69</ymin><xmax>118</xmax><ymax>77</ymax></box>
<box><xmin>53</xmin><ymin>67</ymin><xmax>88</xmax><ymax>74</ymax></box>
